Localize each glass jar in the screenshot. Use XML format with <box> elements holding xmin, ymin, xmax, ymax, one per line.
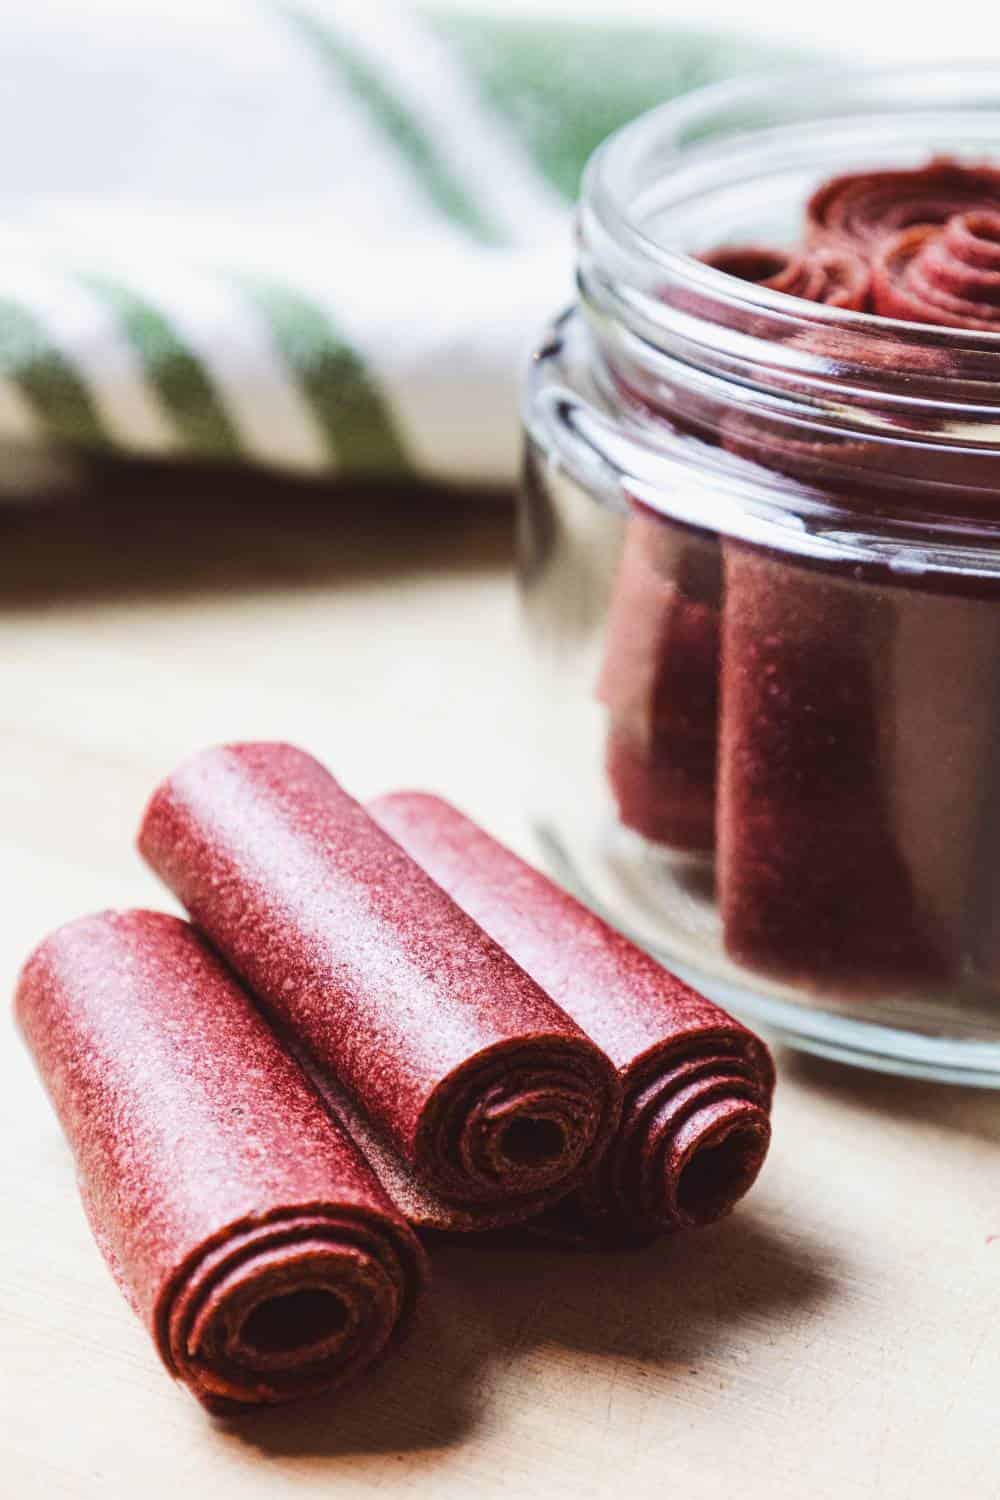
<box><xmin>519</xmin><ymin>64</ymin><xmax>1000</xmax><ymax>1085</ymax></box>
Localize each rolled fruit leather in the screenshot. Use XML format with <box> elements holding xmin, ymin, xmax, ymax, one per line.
<box><xmin>718</xmin><ymin>417</ymin><xmax>1000</xmax><ymax>994</ymax></box>
<box><xmin>716</xmin><ymin>545</ymin><xmax>982</xmax><ymax>991</ymax></box>
<box><xmin>701</xmin><ymin>242</ymin><xmax>871</xmax><ymax>310</ymax></box>
<box><xmin>369</xmin><ymin>791</ymin><xmax>774</xmax><ymax>1243</ymax></box>
<box><xmin>596</xmin><ymin>239</ymin><xmax>871</xmax><ymax>859</ymax></box>
<box><xmin>15</xmin><ymin>910</ymin><xmax>426</xmax><ymax>1411</ymax></box>
<box><xmin>806</xmin><ymin>159</ymin><xmax>1000</xmax><ymax>257</ymax></box>
<box><xmin>713</xmin><ymin>165</ymin><xmax>1000</xmax><ymax>992</ymax></box>
<box><xmin>873</xmin><ymin>208</ymin><xmax>1000</xmax><ymax>329</ymax></box>
<box><xmin>597</xmin><ymin>509</ymin><xmax>721</xmax><ymax>853</ymax></box>
<box><xmin>138</xmin><ymin>743</ymin><xmax>622</xmax><ymax>1234</ymax></box>
<box><xmin>870</xmin><ymin>199</ymin><xmax>1000</xmax><ymax>986</ymax></box>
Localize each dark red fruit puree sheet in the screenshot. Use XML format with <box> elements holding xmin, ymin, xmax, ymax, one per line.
<box><xmin>138</xmin><ymin>742</ymin><xmax>622</xmax><ymax>1234</ymax></box>
<box><xmin>369</xmin><ymin>792</ymin><xmax>773</xmax><ymax>1241</ymax></box>
<box><xmin>15</xmin><ymin>910</ymin><xmax>426</xmax><ymax>1410</ymax></box>
<box><xmin>603</xmin><ymin>159</ymin><xmax>1000</xmax><ymax>995</ymax></box>
<box><xmin>701</xmin><ymin>241</ymin><xmax>869</xmax><ymax>309</ymax></box>
<box><xmin>598</xmin><ymin>513</ymin><xmax>720</xmax><ymax>854</ymax></box>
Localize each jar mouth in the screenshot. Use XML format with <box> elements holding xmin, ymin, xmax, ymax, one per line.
<box><xmin>576</xmin><ymin>63</ymin><xmax>1000</xmax><ymax>505</ymax></box>
<box><xmin>584</xmin><ymin>62</ymin><xmax>1000</xmax><ymax>353</ymax></box>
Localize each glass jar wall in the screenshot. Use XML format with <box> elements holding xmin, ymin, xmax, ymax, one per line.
<box><xmin>519</xmin><ymin>66</ymin><xmax>1000</xmax><ymax>1083</ymax></box>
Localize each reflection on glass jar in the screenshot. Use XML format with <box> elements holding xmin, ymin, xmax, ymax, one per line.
<box><xmin>519</xmin><ymin>65</ymin><xmax>1000</xmax><ymax>1083</ymax></box>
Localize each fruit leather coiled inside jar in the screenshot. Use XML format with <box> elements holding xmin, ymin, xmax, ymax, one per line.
<box><xmin>711</xmin><ymin>163</ymin><xmax>1000</xmax><ymax>993</ymax></box>
<box><xmin>807</xmin><ymin>160</ymin><xmax>1000</xmax><ymax>259</ymax></box>
<box><xmin>701</xmin><ymin>242</ymin><xmax>871</xmax><ymax>310</ymax></box>
<box><xmin>597</xmin><ymin>511</ymin><xmax>722</xmax><ymax>854</ymax></box>
<box><xmin>716</xmin><ymin>545</ymin><xmax>1000</xmax><ymax>992</ymax></box>
<box><xmin>596</xmin><ymin>238</ymin><xmax>871</xmax><ymax>862</ymax></box>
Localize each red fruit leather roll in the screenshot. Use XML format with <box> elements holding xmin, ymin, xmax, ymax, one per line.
<box><xmin>368</xmin><ymin>791</ymin><xmax>774</xmax><ymax>1241</ymax></box>
<box><xmin>604</xmin><ymin>242</ymin><xmax>868</xmax><ymax>856</ymax></box>
<box><xmin>597</xmin><ymin>512</ymin><xmax>721</xmax><ymax>853</ymax></box>
<box><xmin>15</xmin><ymin>910</ymin><xmax>426</xmax><ymax>1411</ymax></box>
<box><xmin>702</xmin><ymin>243</ymin><xmax>870</xmax><ymax>309</ymax></box>
<box><xmin>873</xmin><ymin>211</ymin><xmax>1000</xmax><ymax>329</ymax></box>
<box><xmin>138</xmin><ymin>743</ymin><xmax>621</xmax><ymax>1233</ymax></box>
<box><xmin>716</xmin><ymin>544</ymin><xmax>977</xmax><ymax>992</ymax></box>
<box><xmin>806</xmin><ymin>159</ymin><xmax>1000</xmax><ymax>257</ymax></box>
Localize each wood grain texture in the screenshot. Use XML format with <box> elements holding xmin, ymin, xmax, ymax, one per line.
<box><xmin>2</xmin><ymin>463</ymin><xmax>1000</xmax><ymax>1500</ymax></box>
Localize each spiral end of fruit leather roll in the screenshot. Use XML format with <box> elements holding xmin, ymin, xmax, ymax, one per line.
<box><xmin>873</xmin><ymin>211</ymin><xmax>1000</xmax><ymax>329</ymax></box>
<box><xmin>702</xmin><ymin>243</ymin><xmax>870</xmax><ymax>309</ymax></box>
<box><xmin>806</xmin><ymin>159</ymin><xmax>1000</xmax><ymax>255</ymax></box>
<box><xmin>583</xmin><ymin>1039</ymin><xmax>773</xmax><ymax>1234</ymax></box>
<box><xmin>138</xmin><ymin>743</ymin><xmax>621</xmax><ymax>1226</ymax></box>
<box><xmin>415</xmin><ymin>1034</ymin><xmax>618</xmax><ymax>1207</ymax></box>
<box><xmin>158</xmin><ymin>1205</ymin><xmax>423</xmax><ymax>1410</ymax></box>
<box><xmin>15</xmin><ymin>909</ymin><xmax>426</xmax><ymax>1409</ymax></box>
<box><xmin>369</xmin><ymin>792</ymin><xmax>774</xmax><ymax>1239</ymax></box>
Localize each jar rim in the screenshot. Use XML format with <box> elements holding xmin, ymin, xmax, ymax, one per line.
<box><xmin>573</xmin><ymin>62</ymin><xmax>1000</xmax><ymax>514</ymax></box>
<box><xmin>525</xmin><ymin>306</ymin><xmax>1000</xmax><ymax>575</ymax></box>
<box><xmin>584</xmin><ymin>61</ymin><xmax>1000</xmax><ymax>354</ymax></box>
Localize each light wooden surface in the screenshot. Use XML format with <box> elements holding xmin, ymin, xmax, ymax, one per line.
<box><xmin>2</xmin><ymin>467</ymin><xmax>999</xmax><ymax>1500</ymax></box>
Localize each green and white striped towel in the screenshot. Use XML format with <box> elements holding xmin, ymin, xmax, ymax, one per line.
<box><xmin>0</xmin><ymin>1</ymin><xmax>785</xmax><ymax>492</ymax></box>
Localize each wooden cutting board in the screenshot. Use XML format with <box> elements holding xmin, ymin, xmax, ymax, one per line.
<box><xmin>2</xmin><ymin>471</ymin><xmax>998</xmax><ymax>1500</ymax></box>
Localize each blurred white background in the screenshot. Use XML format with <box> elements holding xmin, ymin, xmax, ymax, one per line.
<box><xmin>434</xmin><ymin>0</ymin><xmax>1000</xmax><ymax>62</ymax></box>
<box><xmin>111</xmin><ymin>0</ymin><xmax>1000</xmax><ymax>60</ymax></box>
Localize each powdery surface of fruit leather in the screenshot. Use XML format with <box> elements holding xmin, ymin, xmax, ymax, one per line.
<box><xmin>138</xmin><ymin>743</ymin><xmax>621</xmax><ymax>1232</ymax></box>
<box><xmin>368</xmin><ymin>792</ymin><xmax>773</xmax><ymax>1243</ymax></box>
<box><xmin>716</xmin><ymin>545</ymin><xmax>988</xmax><ymax>991</ymax></box>
<box><xmin>14</xmin><ymin>910</ymin><xmax>426</xmax><ymax>1411</ymax></box>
